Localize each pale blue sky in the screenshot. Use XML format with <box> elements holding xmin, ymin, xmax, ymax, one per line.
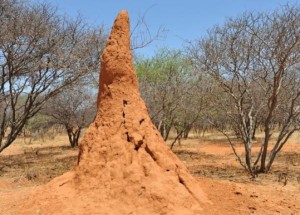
<box><xmin>31</xmin><ymin>0</ymin><xmax>299</xmax><ymax>56</ymax></box>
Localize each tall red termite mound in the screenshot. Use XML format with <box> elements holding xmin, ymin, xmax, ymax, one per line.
<box><xmin>19</xmin><ymin>10</ymin><xmax>209</xmax><ymax>215</ymax></box>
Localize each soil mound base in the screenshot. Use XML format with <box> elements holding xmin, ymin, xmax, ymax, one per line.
<box><xmin>17</xmin><ymin>10</ymin><xmax>209</xmax><ymax>215</ymax></box>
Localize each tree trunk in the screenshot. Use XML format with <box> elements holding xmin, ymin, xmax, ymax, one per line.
<box><xmin>244</xmin><ymin>141</ymin><xmax>254</xmax><ymax>176</ymax></box>
<box><xmin>158</xmin><ymin>121</ymin><xmax>165</xmax><ymax>139</ymax></box>
<box><xmin>66</xmin><ymin>126</ymin><xmax>81</xmax><ymax>147</ymax></box>
<box><xmin>265</xmin><ymin>150</ymin><xmax>277</xmax><ymax>172</ymax></box>
<box><xmin>0</xmin><ymin>124</ymin><xmax>25</xmax><ymax>153</ymax></box>
<box><xmin>252</xmin><ymin>120</ymin><xmax>258</xmax><ymax>140</ymax></box>
<box><xmin>183</xmin><ymin>126</ymin><xmax>191</xmax><ymax>139</ymax></box>
<box><xmin>170</xmin><ymin>131</ymin><xmax>184</xmax><ymax>150</ymax></box>
<box><xmin>260</xmin><ymin>125</ymin><xmax>271</xmax><ymax>173</ymax></box>
<box><xmin>164</xmin><ymin>124</ymin><xmax>172</xmax><ymax>141</ymax></box>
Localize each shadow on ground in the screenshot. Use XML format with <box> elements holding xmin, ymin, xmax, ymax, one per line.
<box><xmin>0</xmin><ymin>143</ymin><xmax>299</xmax><ymax>186</ymax></box>
<box><xmin>0</xmin><ymin>145</ymin><xmax>78</xmax><ymax>185</ymax></box>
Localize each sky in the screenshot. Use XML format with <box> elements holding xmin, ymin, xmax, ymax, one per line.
<box><xmin>31</xmin><ymin>0</ymin><xmax>299</xmax><ymax>57</ymax></box>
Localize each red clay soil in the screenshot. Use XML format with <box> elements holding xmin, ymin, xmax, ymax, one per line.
<box><xmin>13</xmin><ymin>10</ymin><xmax>209</xmax><ymax>215</ymax></box>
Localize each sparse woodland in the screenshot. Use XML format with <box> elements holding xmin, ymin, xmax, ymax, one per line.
<box><xmin>0</xmin><ymin>0</ymin><xmax>299</xmax><ymax>179</ymax></box>
<box><xmin>0</xmin><ymin>0</ymin><xmax>106</xmax><ymax>152</ymax></box>
<box><xmin>187</xmin><ymin>5</ymin><xmax>300</xmax><ymax>175</ymax></box>
<box><xmin>0</xmin><ymin>1</ymin><xmax>300</xmax><ymax>214</ymax></box>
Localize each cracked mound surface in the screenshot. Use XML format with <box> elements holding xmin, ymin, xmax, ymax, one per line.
<box><xmin>17</xmin><ymin>10</ymin><xmax>209</xmax><ymax>215</ymax></box>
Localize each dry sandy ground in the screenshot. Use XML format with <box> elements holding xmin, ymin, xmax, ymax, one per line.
<box><xmin>0</xmin><ymin>134</ymin><xmax>299</xmax><ymax>215</ymax></box>
<box><xmin>173</xmin><ymin>137</ymin><xmax>300</xmax><ymax>214</ymax></box>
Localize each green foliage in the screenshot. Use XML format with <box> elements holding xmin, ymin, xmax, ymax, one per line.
<box><xmin>135</xmin><ymin>48</ymin><xmax>207</xmax><ymax>140</ymax></box>
<box><xmin>24</xmin><ymin>114</ymin><xmax>53</xmax><ymax>132</ymax></box>
<box><xmin>136</xmin><ymin>48</ymin><xmax>192</xmax><ymax>83</ymax></box>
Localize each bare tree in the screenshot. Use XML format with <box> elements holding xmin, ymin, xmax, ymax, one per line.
<box><xmin>130</xmin><ymin>7</ymin><xmax>167</xmax><ymax>50</ymax></box>
<box><xmin>188</xmin><ymin>5</ymin><xmax>300</xmax><ymax>176</ymax></box>
<box><xmin>0</xmin><ymin>0</ymin><xmax>106</xmax><ymax>152</ymax></box>
<box><xmin>43</xmin><ymin>85</ymin><xmax>97</xmax><ymax>147</ymax></box>
<box><xmin>136</xmin><ymin>48</ymin><xmax>207</xmax><ymax>143</ymax></box>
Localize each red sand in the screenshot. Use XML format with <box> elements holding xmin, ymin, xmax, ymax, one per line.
<box><xmin>14</xmin><ymin>10</ymin><xmax>209</xmax><ymax>215</ymax></box>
